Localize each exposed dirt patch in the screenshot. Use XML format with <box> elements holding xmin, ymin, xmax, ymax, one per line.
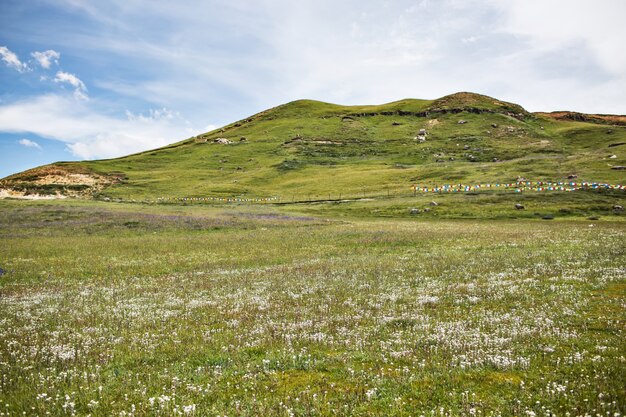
<box><xmin>426</xmin><ymin>119</ymin><xmax>440</xmax><ymax>128</ymax></box>
<box><xmin>0</xmin><ymin>189</ymin><xmax>68</xmax><ymax>200</ymax></box>
<box><xmin>283</xmin><ymin>137</ymin><xmax>345</xmax><ymax>147</ymax></box>
<box><xmin>0</xmin><ymin>164</ymin><xmax>123</xmax><ymax>199</ymax></box>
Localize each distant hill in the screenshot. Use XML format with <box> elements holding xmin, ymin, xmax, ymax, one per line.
<box><xmin>1</xmin><ymin>92</ymin><xmax>625</xmax><ymax>201</ymax></box>
<box><xmin>536</xmin><ymin>111</ymin><xmax>626</xmax><ymax>126</ymax></box>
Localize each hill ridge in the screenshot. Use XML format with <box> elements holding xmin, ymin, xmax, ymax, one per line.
<box><xmin>537</xmin><ymin>111</ymin><xmax>626</xmax><ymax>126</ymax></box>
<box><xmin>1</xmin><ymin>92</ymin><xmax>625</xmax><ymax>201</ymax></box>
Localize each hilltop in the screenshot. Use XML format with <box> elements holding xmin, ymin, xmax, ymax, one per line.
<box><xmin>1</xmin><ymin>92</ymin><xmax>625</xmax><ymax>203</ymax></box>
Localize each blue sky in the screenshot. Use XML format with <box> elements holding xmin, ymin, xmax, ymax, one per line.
<box><xmin>1</xmin><ymin>0</ymin><xmax>625</xmax><ymax>178</ymax></box>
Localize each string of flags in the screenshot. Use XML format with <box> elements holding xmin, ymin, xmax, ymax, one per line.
<box><xmin>150</xmin><ymin>180</ymin><xmax>624</xmax><ymax>203</ymax></box>
<box><xmin>411</xmin><ymin>181</ymin><xmax>625</xmax><ymax>193</ymax></box>
<box><xmin>157</xmin><ymin>196</ymin><xmax>279</xmax><ymax>203</ymax></box>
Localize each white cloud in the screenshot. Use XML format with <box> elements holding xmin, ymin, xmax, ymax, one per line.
<box><xmin>3</xmin><ymin>0</ymin><xmax>626</xmax><ymax>179</ymax></box>
<box><xmin>18</xmin><ymin>138</ymin><xmax>42</xmax><ymax>150</ymax></box>
<box><xmin>0</xmin><ymin>95</ymin><xmax>203</xmax><ymax>159</ymax></box>
<box><xmin>0</xmin><ymin>46</ymin><xmax>29</xmax><ymax>72</ymax></box>
<box><xmin>31</xmin><ymin>50</ymin><xmax>61</xmax><ymax>69</ymax></box>
<box><xmin>54</xmin><ymin>71</ymin><xmax>88</xmax><ymax>100</ymax></box>
<box><xmin>5</xmin><ymin>0</ymin><xmax>626</xmax><ymax>129</ymax></box>
<box><xmin>490</xmin><ymin>0</ymin><xmax>626</xmax><ymax>75</ymax></box>
<box><xmin>27</xmin><ymin>0</ymin><xmax>623</xmax><ymax>117</ymax></box>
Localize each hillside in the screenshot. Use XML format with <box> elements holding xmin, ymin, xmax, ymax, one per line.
<box><xmin>1</xmin><ymin>92</ymin><xmax>625</xmax><ymax>202</ymax></box>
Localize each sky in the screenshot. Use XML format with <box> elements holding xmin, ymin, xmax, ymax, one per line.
<box><xmin>1</xmin><ymin>0</ymin><xmax>625</xmax><ymax>178</ymax></box>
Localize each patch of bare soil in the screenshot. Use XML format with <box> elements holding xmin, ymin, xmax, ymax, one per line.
<box><xmin>426</xmin><ymin>119</ymin><xmax>440</xmax><ymax>128</ymax></box>
<box><xmin>0</xmin><ymin>165</ymin><xmax>123</xmax><ymax>199</ymax></box>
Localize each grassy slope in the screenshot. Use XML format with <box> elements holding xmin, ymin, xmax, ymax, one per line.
<box><xmin>42</xmin><ymin>93</ymin><xmax>626</xmax><ymax>201</ymax></box>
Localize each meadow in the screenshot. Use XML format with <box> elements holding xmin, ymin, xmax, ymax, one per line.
<box><xmin>0</xmin><ymin>199</ymin><xmax>624</xmax><ymax>416</ymax></box>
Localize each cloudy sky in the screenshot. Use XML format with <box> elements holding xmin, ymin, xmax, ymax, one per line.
<box><xmin>1</xmin><ymin>0</ymin><xmax>625</xmax><ymax>178</ymax></box>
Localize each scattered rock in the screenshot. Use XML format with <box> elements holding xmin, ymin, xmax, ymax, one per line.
<box><xmin>458</xmin><ymin>120</ymin><xmax>467</xmax><ymax>124</ymax></box>
<box><xmin>463</xmin><ymin>145</ymin><xmax>471</xmax><ymax>150</ymax></box>
<box><xmin>213</xmin><ymin>138</ymin><xmax>232</xmax><ymax>145</ymax></box>
<box><xmin>423</xmin><ymin>208</ymin><xmax>431</xmax><ymax>212</ymax></box>
<box><xmin>614</xmin><ymin>205</ymin><xmax>624</xmax><ymax>211</ymax></box>
<box><xmin>392</xmin><ymin>121</ymin><xmax>402</xmax><ymax>126</ymax></box>
<box><xmin>609</xmin><ymin>154</ymin><xmax>617</xmax><ymax>159</ymax></box>
<box><xmin>611</xmin><ymin>166</ymin><xmax>626</xmax><ymax>170</ymax></box>
<box><xmin>491</xmin><ymin>123</ymin><xmax>498</xmax><ymax>128</ymax></box>
<box><xmin>492</xmin><ymin>157</ymin><xmax>500</xmax><ymax>162</ymax></box>
<box><xmin>419</xmin><ymin>128</ymin><xmax>427</xmax><ymax>135</ymax></box>
<box><xmin>606</xmin><ymin>129</ymin><xmax>613</xmax><ymax>134</ymax></box>
<box><xmin>311</xmin><ymin>140</ymin><xmax>339</xmax><ymax>145</ymax></box>
<box><xmin>409</xmin><ymin>208</ymin><xmax>421</xmax><ymax>215</ymax></box>
<box><xmin>514</xmin><ymin>203</ymin><xmax>525</xmax><ymax>210</ymax></box>
<box><xmin>541</xmin><ymin>214</ymin><xmax>555</xmax><ymax>220</ymax></box>
<box><xmin>240</xmin><ymin>137</ymin><xmax>247</xmax><ymax>142</ymax></box>
<box><xmin>429</xmin><ymin>201</ymin><xmax>439</xmax><ymax>206</ymax></box>
<box><xmin>567</xmin><ymin>174</ymin><xmax>578</xmax><ymax>179</ymax></box>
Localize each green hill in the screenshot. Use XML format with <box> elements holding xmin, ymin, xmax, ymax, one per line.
<box><xmin>1</xmin><ymin>92</ymin><xmax>625</xmax><ymax>203</ymax></box>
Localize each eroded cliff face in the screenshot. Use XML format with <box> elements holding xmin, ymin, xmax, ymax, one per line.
<box><xmin>0</xmin><ymin>164</ymin><xmax>123</xmax><ymax>199</ymax></box>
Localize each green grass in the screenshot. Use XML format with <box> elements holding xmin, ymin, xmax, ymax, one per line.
<box><xmin>87</xmin><ymin>100</ymin><xmax>626</xmax><ymax>201</ymax></box>
<box><xmin>276</xmin><ymin>189</ymin><xmax>626</xmax><ymax>220</ymax></box>
<box><xmin>1</xmin><ymin>92</ymin><xmax>625</xmax><ymax>415</ymax></box>
<box><xmin>0</xmin><ymin>199</ymin><xmax>624</xmax><ymax>416</ymax></box>
<box><xmin>4</xmin><ymin>93</ymin><xmax>625</xmax><ymax>205</ymax></box>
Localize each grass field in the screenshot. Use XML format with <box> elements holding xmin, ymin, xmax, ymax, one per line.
<box><xmin>1</xmin><ymin>199</ymin><xmax>624</xmax><ymax>416</ymax></box>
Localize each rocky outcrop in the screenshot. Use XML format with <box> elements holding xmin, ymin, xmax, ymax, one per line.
<box><xmin>537</xmin><ymin>112</ymin><xmax>626</xmax><ymax>126</ymax></box>
<box><xmin>0</xmin><ymin>165</ymin><xmax>123</xmax><ymax>199</ymax></box>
